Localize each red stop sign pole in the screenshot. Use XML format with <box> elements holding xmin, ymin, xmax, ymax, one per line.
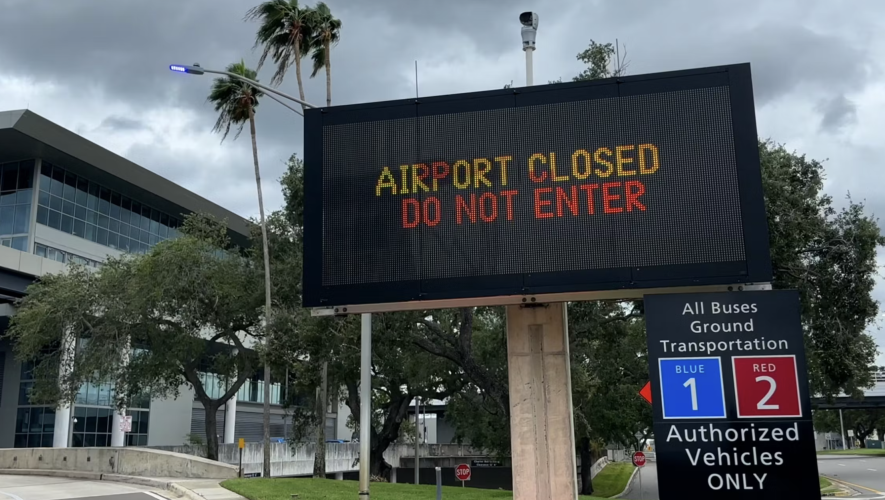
<box><xmin>632</xmin><ymin>451</ymin><xmax>646</xmax><ymax>467</ymax></box>
<box><xmin>455</xmin><ymin>463</ymin><xmax>471</xmax><ymax>487</ymax></box>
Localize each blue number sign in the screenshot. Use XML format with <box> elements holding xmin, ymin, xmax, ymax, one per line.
<box><xmin>658</xmin><ymin>357</ymin><xmax>727</xmax><ymax>419</ymax></box>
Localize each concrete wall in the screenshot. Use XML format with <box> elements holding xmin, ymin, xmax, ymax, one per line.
<box><xmin>0</xmin><ymin>447</ymin><xmax>238</xmax><ymax>479</ymax></box>
<box><xmin>149</xmin><ymin>442</ymin><xmax>488</xmax><ymax>477</ymax></box>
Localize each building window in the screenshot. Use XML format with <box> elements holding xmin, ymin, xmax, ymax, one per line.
<box><xmin>72</xmin><ymin>392</ymin><xmax>151</xmax><ymax>448</ymax></box>
<box><xmin>15</xmin><ymin>361</ymin><xmax>55</xmax><ymax>447</ymax></box>
<box><xmin>71</xmin><ymin>406</ymin><xmax>113</xmax><ymax>447</ymax></box>
<box><xmin>36</xmin><ymin>162</ymin><xmax>182</xmax><ymax>254</ymax></box>
<box><xmin>0</xmin><ymin>160</ymin><xmax>35</xmax><ymax>252</ymax></box>
<box><xmin>125</xmin><ymin>410</ymin><xmax>150</xmax><ymax>446</ymax></box>
<box><xmin>35</xmin><ymin>243</ymin><xmax>102</xmax><ymax>268</ymax></box>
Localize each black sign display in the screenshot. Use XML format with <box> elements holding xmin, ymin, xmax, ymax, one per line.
<box><xmin>644</xmin><ymin>290</ymin><xmax>819</xmax><ymax>499</ymax></box>
<box><xmin>303</xmin><ymin>64</ymin><xmax>771</xmax><ymax>308</ymax></box>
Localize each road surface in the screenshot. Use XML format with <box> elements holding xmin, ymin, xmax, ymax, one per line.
<box><xmin>620</xmin><ymin>461</ymin><xmax>658</xmax><ymax>500</ymax></box>
<box><xmin>0</xmin><ymin>475</ymin><xmax>171</xmax><ymax>500</ymax></box>
<box><xmin>618</xmin><ymin>455</ymin><xmax>885</xmax><ymax>499</ymax></box>
<box><xmin>817</xmin><ymin>455</ymin><xmax>885</xmax><ymax>497</ymax></box>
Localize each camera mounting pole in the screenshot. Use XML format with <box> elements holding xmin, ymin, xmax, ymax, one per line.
<box><xmin>519</xmin><ymin>12</ymin><xmax>539</xmax><ymax>86</ymax></box>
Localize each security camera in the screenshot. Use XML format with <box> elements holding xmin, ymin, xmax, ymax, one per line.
<box><xmin>519</xmin><ymin>12</ymin><xmax>539</xmax><ymax>29</ymax></box>
<box><xmin>520</xmin><ymin>12</ymin><xmax>538</xmax><ymax>50</ymax></box>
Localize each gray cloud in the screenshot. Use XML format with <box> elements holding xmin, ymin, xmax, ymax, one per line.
<box><xmin>97</xmin><ymin>116</ymin><xmax>148</xmax><ymax>132</ymax></box>
<box><xmin>817</xmin><ymin>95</ymin><xmax>858</xmax><ymax>132</ymax></box>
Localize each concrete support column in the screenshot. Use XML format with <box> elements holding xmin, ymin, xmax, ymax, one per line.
<box><xmin>506</xmin><ymin>303</ymin><xmax>578</xmax><ymax>500</ymax></box>
<box><xmin>111</xmin><ymin>340</ymin><xmax>131</xmax><ymax>447</ymax></box>
<box><xmin>53</xmin><ymin>332</ymin><xmax>76</xmax><ymax>448</ymax></box>
<box><xmin>224</xmin><ymin>393</ymin><xmax>238</xmax><ymax>444</ymax></box>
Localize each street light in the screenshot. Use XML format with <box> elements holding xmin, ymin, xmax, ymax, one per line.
<box><xmin>169</xmin><ymin>61</ymin><xmax>375</xmax><ymax>499</ymax></box>
<box><xmin>519</xmin><ymin>12</ymin><xmax>539</xmax><ymax>86</ymax></box>
<box><xmin>169</xmin><ymin>63</ymin><xmax>316</xmax><ymax>115</ymax></box>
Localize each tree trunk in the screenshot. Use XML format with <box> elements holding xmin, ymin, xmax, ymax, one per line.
<box><xmin>294</xmin><ymin>37</ymin><xmax>307</xmax><ymax>111</ymax></box>
<box><xmin>313</xmin><ymin>361</ymin><xmax>328</xmax><ymax>477</ymax></box>
<box><xmin>579</xmin><ymin>437</ymin><xmax>594</xmax><ymax>495</ymax></box>
<box><xmin>204</xmin><ymin>402</ymin><xmax>220</xmax><ymax>461</ymax></box>
<box><xmin>248</xmin><ymin>107</ymin><xmax>273</xmax><ymax>478</ymax></box>
<box><xmin>370</xmin><ymin>445</ymin><xmax>392</xmax><ymax>479</ymax></box>
<box><xmin>324</xmin><ymin>39</ymin><xmax>332</xmax><ymax>107</ymax></box>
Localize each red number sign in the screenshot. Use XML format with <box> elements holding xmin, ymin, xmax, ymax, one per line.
<box><xmin>455</xmin><ymin>463</ymin><xmax>471</xmax><ymax>481</ymax></box>
<box><xmin>732</xmin><ymin>355</ymin><xmax>802</xmax><ymax>418</ymax></box>
<box><xmin>632</xmin><ymin>451</ymin><xmax>646</xmax><ymax>467</ymax></box>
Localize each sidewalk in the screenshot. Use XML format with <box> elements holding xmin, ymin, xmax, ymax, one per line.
<box><xmin>0</xmin><ymin>469</ymin><xmax>247</xmax><ymax>500</ymax></box>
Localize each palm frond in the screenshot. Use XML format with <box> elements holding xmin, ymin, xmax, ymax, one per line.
<box><xmin>309</xmin><ymin>46</ymin><xmax>325</xmax><ymax>78</ymax></box>
<box><xmin>244</xmin><ymin>0</ymin><xmax>315</xmax><ymax>84</ymax></box>
<box><xmin>206</xmin><ymin>59</ymin><xmax>263</xmax><ymax>143</ymax></box>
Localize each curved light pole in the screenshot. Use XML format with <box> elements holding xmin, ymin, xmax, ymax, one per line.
<box><xmin>170</xmin><ymin>63</ymin><xmax>375</xmax><ymax>498</ymax></box>
<box><xmin>170</xmin><ymin>64</ymin><xmax>316</xmax><ymax>113</ymax></box>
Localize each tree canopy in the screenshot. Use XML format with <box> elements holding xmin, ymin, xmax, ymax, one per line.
<box><xmin>6</xmin><ymin>214</ymin><xmax>264</xmax><ymax>460</ymax></box>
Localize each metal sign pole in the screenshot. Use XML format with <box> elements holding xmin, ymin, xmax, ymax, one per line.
<box><xmin>638</xmin><ymin>466</ymin><xmax>643</xmax><ymax>500</ymax></box>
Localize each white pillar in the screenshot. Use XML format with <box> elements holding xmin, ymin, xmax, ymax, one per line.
<box><xmin>111</xmin><ymin>340</ymin><xmax>131</xmax><ymax>447</ymax></box>
<box><xmin>506</xmin><ymin>303</ymin><xmax>578</xmax><ymax>500</ymax></box>
<box><xmin>53</xmin><ymin>332</ymin><xmax>76</xmax><ymax>448</ymax></box>
<box><xmin>224</xmin><ymin>393</ymin><xmax>238</xmax><ymax>444</ymax></box>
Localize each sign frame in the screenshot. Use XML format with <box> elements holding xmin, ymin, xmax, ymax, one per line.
<box><xmin>303</xmin><ymin>63</ymin><xmax>771</xmax><ymax>312</ymax></box>
<box><xmin>644</xmin><ymin>290</ymin><xmax>819</xmax><ymax>499</ymax></box>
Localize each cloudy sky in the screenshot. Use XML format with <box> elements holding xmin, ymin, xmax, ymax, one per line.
<box><xmin>2</xmin><ymin>0</ymin><xmax>884</xmax><ymax>364</ymax></box>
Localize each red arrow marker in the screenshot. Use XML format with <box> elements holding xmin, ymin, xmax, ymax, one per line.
<box><xmin>639</xmin><ymin>381</ymin><xmax>652</xmax><ymax>404</ymax></box>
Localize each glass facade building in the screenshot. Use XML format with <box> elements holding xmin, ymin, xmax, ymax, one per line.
<box><xmin>36</xmin><ymin>162</ymin><xmax>182</xmax><ymax>254</ymax></box>
<box><xmin>0</xmin><ymin>160</ymin><xmax>35</xmax><ymax>252</ymax></box>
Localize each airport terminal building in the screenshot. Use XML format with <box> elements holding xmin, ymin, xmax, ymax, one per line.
<box><xmin>0</xmin><ymin>109</ymin><xmax>309</xmax><ymax>448</ymax></box>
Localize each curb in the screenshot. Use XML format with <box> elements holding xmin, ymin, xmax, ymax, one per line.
<box><xmin>0</xmin><ymin>469</ymin><xmax>103</xmax><ymax>481</ymax></box>
<box><xmin>612</xmin><ymin>465</ymin><xmax>640</xmax><ymax>499</ymax></box>
<box><xmin>0</xmin><ymin>469</ymin><xmax>224</xmax><ymax>500</ymax></box>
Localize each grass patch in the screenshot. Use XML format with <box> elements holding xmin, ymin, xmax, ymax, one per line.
<box><xmin>819</xmin><ymin>476</ymin><xmax>842</xmax><ymax>495</ymax></box>
<box><xmin>222</xmin><ymin>478</ymin><xmax>608</xmax><ymax>500</ymax></box>
<box><xmin>818</xmin><ymin>449</ymin><xmax>885</xmax><ymax>456</ymax></box>
<box><xmin>589</xmin><ymin>462</ymin><xmax>636</xmax><ymax>498</ymax></box>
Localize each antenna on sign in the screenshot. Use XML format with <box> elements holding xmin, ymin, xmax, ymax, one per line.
<box><xmin>615</xmin><ymin>38</ymin><xmax>620</xmax><ymax>76</ymax></box>
<box><xmin>415</xmin><ymin>60</ymin><xmax>419</xmax><ymax>98</ymax></box>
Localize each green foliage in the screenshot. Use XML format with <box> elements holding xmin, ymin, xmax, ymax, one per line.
<box><xmin>814</xmin><ymin>408</ymin><xmax>885</xmax><ymax>446</ymax></box>
<box><xmin>207</xmin><ymin>60</ymin><xmax>263</xmax><ymax>142</ymax></box>
<box><xmin>573</xmin><ymin>40</ymin><xmax>628</xmax><ymax>81</ymax></box>
<box><xmin>570</xmin><ymin>301</ymin><xmax>652</xmax><ymax>450</ymax></box>
<box><xmin>759</xmin><ymin>140</ymin><xmax>884</xmax><ymax>397</ymax></box>
<box><xmin>6</xmin><ymin>213</ymin><xmax>264</xmax><ymax>459</ymax></box>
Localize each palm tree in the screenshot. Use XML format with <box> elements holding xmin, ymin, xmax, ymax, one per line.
<box><xmin>246</xmin><ymin>0</ymin><xmax>315</xmax><ymax>110</ymax></box>
<box><xmin>305</xmin><ymin>4</ymin><xmax>340</xmax><ymax>477</ymax></box>
<box><xmin>206</xmin><ymin>60</ymin><xmax>274</xmax><ymax>478</ymax></box>
<box><xmin>308</xmin><ymin>2</ymin><xmax>342</xmax><ymax>107</ymax></box>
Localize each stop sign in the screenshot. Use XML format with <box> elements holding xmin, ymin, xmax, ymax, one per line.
<box><xmin>455</xmin><ymin>463</ymin><xmax>471</xmax><ymax>481</ymax></box>
<box><xmin>632</xmin><ymin>451</ymin><xmax>646</xmax><ymax>467</ymax></box>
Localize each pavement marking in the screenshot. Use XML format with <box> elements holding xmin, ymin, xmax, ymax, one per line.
<box><xmin>0</xmin><ymin>491</ymin><xmax>24</xmax><ymax>500</ymax></box>
<box><xmin>868</xmin><ymin>468</ymin><xmax>878</xmax><ymax>472</ymax></box>
<box><xmin>826</xmin><ymin>476</ymin><xmax>885</xmax><ymax>496</ymax></box>
<box><xmin>144</xmin><ymin>492</ymin><xmax>169</xmax><ymax>500</ymax></box>
<box><xmin>838</xmin><ymin>463</ymin><xmax>846</xmax><ymax>466</ymax></box>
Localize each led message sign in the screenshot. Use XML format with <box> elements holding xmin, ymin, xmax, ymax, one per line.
<box><xmin>303</xmin><ymin>63</ymin><xmax>771</xmax><ymax>308</ymax></box>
